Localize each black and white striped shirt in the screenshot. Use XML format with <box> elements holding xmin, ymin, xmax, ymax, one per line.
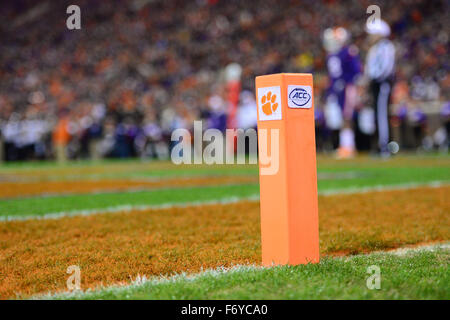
<box><xmin>365</xmin><ymin>39</ymin><xmax>396</xmax><ymax>81</ymax></box>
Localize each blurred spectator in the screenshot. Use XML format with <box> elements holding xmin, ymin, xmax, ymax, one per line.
<box><xmin>236</xmin><ymin>90</ymin><xmax>257</xmax><ymax>131</ymax></box>
<box><xmin>434</xmin><ymin>101</ymin><xmax>450</xmax><ymax>151</ymax></box>
<box><xmin>52</xmin><ymin>113</ymin><xmax>70</xmax><ymax>163</ymax></box>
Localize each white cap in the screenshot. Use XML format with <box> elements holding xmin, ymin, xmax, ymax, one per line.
<box><xmin>365</xmin><ymin>19</ymin><xmax>391</xmax><ymax>37</ymax></box>
<box><xmin>225</xmin><ymin>63</ymin><xmax>242</xmax><ymax>82</ymax></box>
<box><xmin>323</xmin><ymin>27</ymin><xmax>349</xmax><ymax>53</ymax></box>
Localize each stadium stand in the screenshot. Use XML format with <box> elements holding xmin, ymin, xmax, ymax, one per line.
<box><xmin>0</xmin><ymin>0</ymin><xmax>448</xmax><ymax>160</ymax></box>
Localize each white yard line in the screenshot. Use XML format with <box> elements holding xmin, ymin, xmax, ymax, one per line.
<box><xmin>317</xmin><ymin>180</ymin><xmax>448</xmax><ymax>196</ymax></box>
<box><xmin>1</xmin><ymin>180</ymin><xmax>257</xmax><ymax>200</ymax></box>
<box><xmin>35</xmin><ymin>242</ymin><xmax>449</xmax><ymax>300</ymax></box>
<box><xmin>386</xmin><ymin>242</ymin><xmax>450</xmax><ymax>256</ymax></box>
<box><xmin>1</xmin><ymin>181</ymin><xmax>448</xmax><ymax>222</ymax></box>
<box><xmin>0</xmin><ymin>195</ymin><xmax>260</xmax><ymax>222</ymax></box>
<box><xmin>1</xmin><ymin>171</ymin><xmax>356</xmax><ymax>200</ymax></box>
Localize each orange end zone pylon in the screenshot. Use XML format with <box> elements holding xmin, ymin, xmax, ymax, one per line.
<box><xmin>255</xmin><ymin>73</ymin><xmax>319</xmax><ymax>266</ymax></box>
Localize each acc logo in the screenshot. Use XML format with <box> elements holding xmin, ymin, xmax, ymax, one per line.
<box><xmin>288</xmin><ymin>85</ymin><xmax>312</xmax><ymax>109</ymax></box>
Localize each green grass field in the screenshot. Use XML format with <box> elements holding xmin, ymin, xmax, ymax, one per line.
<box><xmin>50</xmin><ymin>246</ymin><xmax>449</xmax><ymax>300</ymax></box>
<box><xmin>1</xmin><ymin>154</ymin><xmax>449</xmax><ymax>299</ymax></box>
<box><xmin>1</xmin><ymin>155</ymin><xmax>449</xmax><ymax>219</ymax></box>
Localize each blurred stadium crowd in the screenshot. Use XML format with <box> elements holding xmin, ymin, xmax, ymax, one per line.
<box><xmin>0</xmin><ymin>0</ymin><xmax>448</xmax><ymax>161</ymax></box>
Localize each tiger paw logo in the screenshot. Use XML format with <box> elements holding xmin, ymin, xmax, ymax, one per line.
<box><xmin>261</xmin><ymin>91</ymin><xmax>279</xmax><ymax>116</ymax></box>
<box><xmin>258</xmin><ymin>86</ymin><xmax>282</xmax><ymax>121</ymax></box>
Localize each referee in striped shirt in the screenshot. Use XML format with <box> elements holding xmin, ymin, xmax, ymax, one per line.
<box><xmin>365</xmin><ymin>19</ymin><xmax>395</xmax><ymax>156</ymax></box>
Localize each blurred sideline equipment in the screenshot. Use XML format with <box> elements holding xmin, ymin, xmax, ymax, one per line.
<box><xmin>255</xmin><ymin>73</ymin><xmax>319</xmax><ymax>266</ymax></box>
<box><xmin>0</xmin><ymin>131</ymin><xmax>3</xmax><ymax>163</ymax></box>
<box><xmin>365</xmin><ymin>19</ymin><xmax>396</xmax><ymax>155</ymax></box>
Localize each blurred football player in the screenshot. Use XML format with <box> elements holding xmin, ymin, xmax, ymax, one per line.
<box><xmin>365</xmin><ymin>19</ymin><xmax>396</xmax><ymax>157</ymax></box>
<box><xmin>323</xmin><ymin>27</ymin><xmax>362</xmax><ymax>158</ymax></box>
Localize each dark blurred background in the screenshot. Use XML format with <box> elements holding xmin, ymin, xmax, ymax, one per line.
<box><xmin>0</xmin><ymin>0</ymin><xmax>448</xmax><ymax>162</ymax></box>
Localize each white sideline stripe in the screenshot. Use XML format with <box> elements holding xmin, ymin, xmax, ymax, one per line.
<box><xmin>1</xmin><ymin>181</ymin><xmax>448</xmax><ymax>222</ymax></box>
<box><xmin>2</xmin><ymin>171</ymin><xmax>357</xmax><ymax>200</ymax></box>
<box><xmin>36</xmin><ymin>242</ymin><xmax>449</xmax><ymax>300</ymax></box>
<box><xmin>386</xmin><ymin>243</ymin><xmax>450</xmax><ymax>256</ymax></box>
<box><xmin>3</xmin><ymin>181</ymin><xmax>257</xmax><ymax>200</ymax></box>
<box><xmin>0</xmin><ymin>195</ymin><xmax>261</xmax><ymax>222</ymax></box>
<box><xmin>317</xmin><ymin>180</ymin><xmax>447</xmax><ymax>196</ymax></box>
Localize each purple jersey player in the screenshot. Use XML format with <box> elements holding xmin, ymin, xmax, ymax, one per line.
<box><xmin>323</xmin><ymin>27</ymin><xmax>362</xmax><ymax>158</ymax></box>
<box><xmin>326</xmin><ymin>47</ymin><xmax>361</xmax><ymax>113</ymax></box>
